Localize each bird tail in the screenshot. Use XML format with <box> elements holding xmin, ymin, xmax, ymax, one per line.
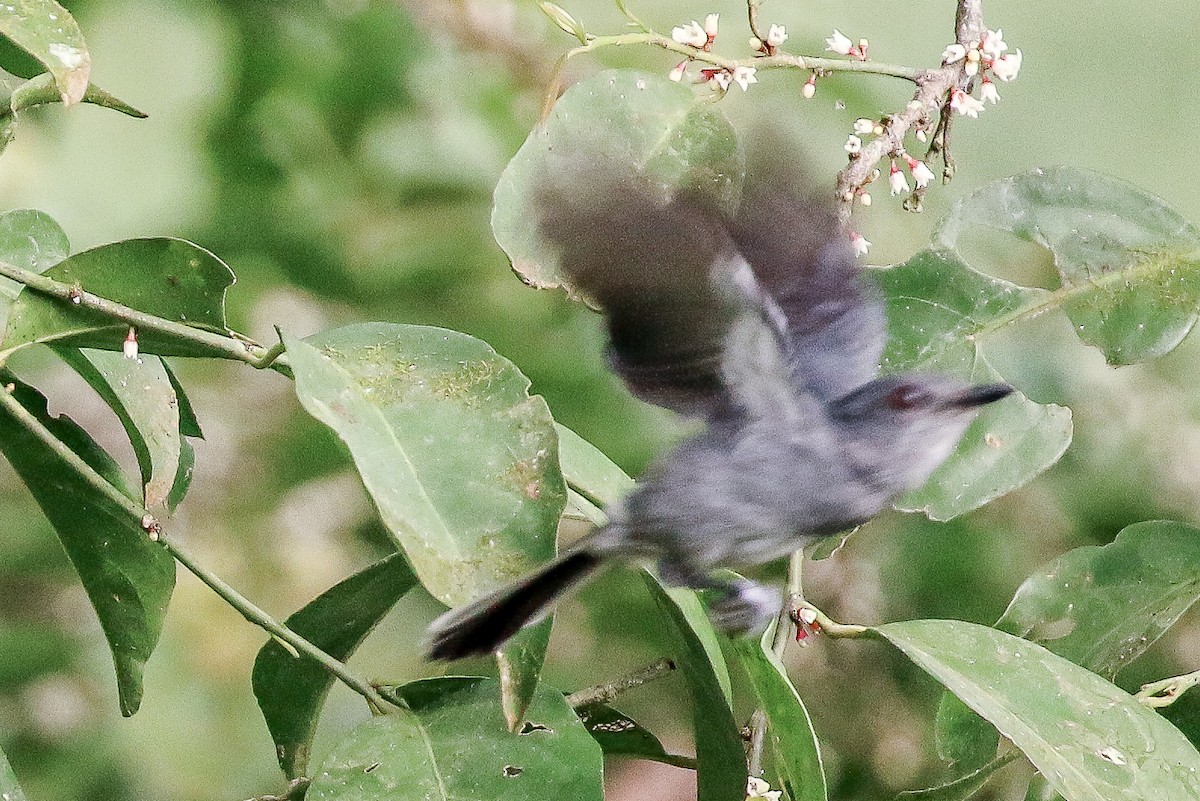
<box><xmin>425</xmin><ymin>540</ymin><xmax>606</xmax><ymax>661</ymax></box>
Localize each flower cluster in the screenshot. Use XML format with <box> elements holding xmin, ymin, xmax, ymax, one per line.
<box><xmin>667</xmin><ymin>13</ymin><xmax>765</xmax><ymax>93</ymax></box>
<box><xmin>942</xmin><ymin>29</ymin><xmax>1022</xmax><ymax>116</ymax></box>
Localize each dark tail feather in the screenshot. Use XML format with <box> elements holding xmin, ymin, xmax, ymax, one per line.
<box><xmin>425</xmin><ymin>546</ymin><xmax>605</xmax><ymax>661</ymax></box>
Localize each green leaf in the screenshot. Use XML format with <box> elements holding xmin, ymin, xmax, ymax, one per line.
<box><xmin>643</xmin><ymin>572</ymin><xmax>745</xmax><ymax>801</ymax></box>
<box><xmin>161</xmin><ymin>360</ymin><xmax>202</xmax><ymax>439</ymax></box>
<box><xmin>555</xmin><ymin>422</ymin><xmax>634</xmax><ymax>509</ymax></box>
<box><xmin>996</xmin><ymin>520</ymin><xmax>1200</xmax><ymax>679</ymax></box>
<box><xmin>252</xmin><ymin>553</ymin><xmax>416</xmax><ymax>779</ymax></box>
<box><xmin>0</xmin><ymin>373</ymin><xmax>174</xmax><ymax>716</ymax></box>
<box><xmin>496</xmin><ymin>620</ymin><xmax>554</xmax><ymax>731</ymax></box>
<box><xmin>937</xmin><ymin>167</ymin><xmax>1200</xmax><ymax>366</ymax></box>
<box><xmin>308</xmin><ymin>676</ymin><xmax>603</xmax><ymax>801</ymax></box>
<box><xmin>893</xmin><ymin>754</ymin><xmax>1018</xmax><ymax>801</ymax></box>
<box><xmin>1024</xmin><ymin>775</ymin><xmax>1066</xmax><ymax>801</ymax></box>
<box><xmin>876</xmin><ymin>620</ymin><xmax>1200</xmax><ymax>801</ymax></box>
<box><xmin>872</xmin><ymin>249</ymin><xmax>1073</xmax><ymax>520</ymax></box>
<box><xmin>0</xmin><ymin>742</ymin><xmax>28</xmax><ymax>801</ymax></box>
<box><xmin>492</xmin><ymin>69</ymin><xmax>742</xmax><ymax>294</ymax></box>
<box><xmin>731</xmin><ymin>621</ymin><xmax>827</xmax><ymax>801</ymax></box>
<box><xmin>56</xmin><ymin>348</ymin><xmax>194</xmax><ymax>512</ymax></box>
<box><xmin>1</xmin><ymin>238</ymin><xmax>237</xmax><ymax>359</ymax></box>
<box><xmin>0</xmin><ymin>208</ymin><xmax>69</xmax><ymax>304</ymax></box>
<box><xmin>0</xmin><ymin>0</ymin><xmax>90</xmax><ymax>105</ymax></box>
<box><xmin>284</xmin><ymin>323</ymin><xmax>567</xmax><ymax>726</ymax></box>
<box><xmin>934</xmin><ymin>691</ymin><xmax>998</xmax><ymax>770</ymax></box>
<box><xmin>574</xmin><ymin>700</ymin><xmax>696</xmax><ymax>769</ymax></box>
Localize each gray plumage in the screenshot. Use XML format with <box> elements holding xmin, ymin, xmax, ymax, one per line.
<box><xmin>426</xmin><ymin>164</ymin><xmax>1011</xmax><ymax>661</ymax></box>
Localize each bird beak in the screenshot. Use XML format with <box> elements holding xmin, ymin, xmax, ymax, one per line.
<box><xmin>946</xmin><ymin>383</ymin><xmax>1014</xmax><ymax>409</ymax></box>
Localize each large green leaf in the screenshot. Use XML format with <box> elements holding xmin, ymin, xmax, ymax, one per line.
<box><xmin>555</xmin><ymin>423</ymin><xmax>634</xmax><ymax>509</ymax></box>
<box><xmin>876</xmin><ymin>620</ymin><xmax>1200</xmax><ymax>801</ymax></box>
<box><xmin>0</xmin><ymin>208</ymin><xmax>69</xmax><ymax>303</ymax></box>
<box><xmin>996</xmin><ymin>520</ymin><xmax>1200</xmax><ymax>679</ymax></box>
<box><xmin>308</xmin><ymin>676</ymin><xmax>603</xmax><ymax>801</ymax></box>
<box><xmin>252</xmin><ymin>553</ymin><xmax>416</xmax><ymax>779</ymax></box>
<box><xmin>1</xmin><ymin>238</ymin><xmax>237</xmax><ymax>359</ymax></box>
<box><xmin>0</xmin><ymin>741</ymin><xmax>27</xmax><ymax>801</ymax></box>
<box><xmin>57</xmin><ymin>348</ymin><xmax>194</xmax><ymax>512</ymax></box>
<box><xmin>937</xmin><ymin>167</ymin><xmax>1200</xmax><ymax>366</ymax></box>
<box><xmin>872</xmin><ymin>249</ymin><xmax>1073</xmax><ymax>520</ymax></box>
<box><xmin>0</xmin><ymin>373</ymin><xmax>174</xmax><ymax>716</ymax></box>
<box><xmin>284</xmin><ymin>323</ymin><xmax>566</xmax><ymax>726</ymax></box>
<box><xmin>574</xmin><ymin>700</ymin><xmax>696</xmax><ymax>769</ymax></box>
<box><xmin>731</xmin><ymin>622</ymin><xmax>827</xmax><ymax>801</ymax></box>
<box><xmin>0</xmin><ymin>1</ymin><xmax>89</xmax><ymax>105</ymax></box>
<box><xmin>893</xmin><ymin>754</ymin><xmax>1017</xmax><ymax>801</ymax></box>
<box><xmin>936</xmin><ymin>520</ymin><xmax>1200</xmax><ymax>778</ymax></box>
<box><xmin>492</xmin><ymin>69</ymin><xmax>742</xmax><ymax>294</ymax></box>
<box><xmin>643</xmin><ymin>573</ymin><xmax>745</xmax><ymax>801</ymax></box>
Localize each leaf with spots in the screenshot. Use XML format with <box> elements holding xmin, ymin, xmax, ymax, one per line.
<box><xmin>0</xmin><ymin>372</ymin><xmax>174</xmax><ymax>717</ymax></box>
<box><xmin>492</xmin><ymin>69</ymin><xmax>742</xmax><ymax>295</ymax></box>
<box><xmin>284</xmin><ymin>323</ymin><xmax>567</xmax><ymax>727</ymax></box>
<box><xmin>937</xmin><ymin>167</ymin><xmax>1200</xmax><ymax>366</ymax></box>
<box><xmin>876</xmin><ymin>620</ymin><xmax>1200</xmax><ymax>801</ymax></box>
<box><xmin>871</xmin><ymin>249</ymin><xmax>1072</xmax><ymax>520</ymax></box>
<box><xmin>1</xmin><ymin>238</ymin><xmax>237</xmax><ymax>359</ymax></box>
<box><xmin>308</xmin><ymin>676</ymin><xmax>602</xmax><ymax>801</ymax></box>
<box><xmin>574</xmin><ymin>700</ymin><xmax>695</xmax><ymax>769</ymax></box>
<box><xmin>0</xmin><ymin>0</ymin><xmax>90</xmax><ymax>105</ymax></box>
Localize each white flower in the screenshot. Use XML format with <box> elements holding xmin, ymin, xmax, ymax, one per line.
<box><xmin>849</xmin><ymin>232</ymin><xmax>871</xmax><ymax>257</ymax></box>
<box><xmin>123</xmin><ymin>327</ymin><xmax>139</xmax><ymax>361</ymax></box>
<box><xmin>853</xmin><ymin>118</ymin><xmax>875</xmax><ymax>135</ymax></box>
<box><xmin>704</xmin><ymin>13</ymin><xmax>719</xmax><ymax>38</ymax></box>
<box><xmin>950</xmin><ymin>88</ymin><xmax>985</xmax><ymax>117</ymax></box>
<box><xmin>766</xmin><ymin>24</ymin><xmax>788</xmax><ymax>47</ymax></box>
<box><xmin>981</xmin><ymin>28</ymin><xmax>1007</xmax><ymax>59</ymax></box>
<box><xmin>825</xmin><ymin>29</ymin><xmax>854</xmax><ymax>55</ymax></box>
<box><xmin>732</xmin><ymin>65</ymin><xmax>757</xmax><ymax>91</ymax></box>
<box><xmin>907</xmin><ymin>157</ymin><xmax>936</xmax><ymax>188</ymax></box>
<box><xmin>992</xmin><ymin>49</ymin><xmax>1022</xmax><ymax>82</ymax></box>
<box><xmin>844</xmin><ymin>135</ymin><xmax>862</xmax><ymax>154</ymax></box>
<box><xmin>802</xmin><ymin>75</ymin><xmax>816</xmax><ymax>98</ymax></box>
<box><xmin>980</xmin><ymin>77</ymin><xmax>1000</xmax><ymax>104</ymax></box>
<box><xmin>709</xmin><ymin>71</ymin><xmax>732</xmax><ymax>91</ymax></box>
<box><xmin>746</xmin><ymin>776</ymin><xmax>783</xmax><ymax>801</ymax></box>
<box><xmin>858</xmin><ymin>191</ymin><xmax>872</xmax><ymax>207</ymax></box>
<box><xmin>672</xmin><ymin>20</ymin><xmax>707</xmax><ymax>48</ymax></box>
<box><xmin>668</xmin><ymin>61</ymin><xmax>687</xmax><ymax>82</ymax></box>
<box><xmin>942</xmin><ymin>43</ymin><xmax>966</xmax><ymax>63</ymax></box>
<box><xmin>915</xmin><ymin>128</ymin><xmax>928</xmax><ymax>143</ymax></box>
<box><xmin>889</xmin><ymin>161</ymin><xmax>910</xmax><ymax>195</ymax></box>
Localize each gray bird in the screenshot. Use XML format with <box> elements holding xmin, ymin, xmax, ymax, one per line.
<box><xmin>426</xmin><ymin>163</ymin><xmax>1011</xmax><ymax>661</ymax></box>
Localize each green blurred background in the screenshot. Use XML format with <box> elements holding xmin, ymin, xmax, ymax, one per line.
<box><xmin>0</xmin><ymin>1</ymin><xmax>1198</xmax><ymax>799</ymax></box>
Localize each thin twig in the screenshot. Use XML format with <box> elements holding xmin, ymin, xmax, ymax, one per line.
<box><xmin>0</xmin><ymin>259</ymin><xmax>288</xmax><ymax>371</ymax></box>
<box><xmin>565</xmin><ymin>657</ymin><xmax>677</xmax><ymax>708</ymax></box>
<box><xmin>1137</xmin><ymin>668</ymin><xmax>1200</xmax><ymax>708</ymax></box>
<box><xmin>0</xmin><ymin>385</ymin><xmax>390</xmax><ymax>711</ymax></box>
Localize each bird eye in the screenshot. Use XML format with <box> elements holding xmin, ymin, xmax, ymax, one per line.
<box><xmin>886</xmin><ymin>385</ymin><xmax>928</xmax><ymax>411</ymax></box>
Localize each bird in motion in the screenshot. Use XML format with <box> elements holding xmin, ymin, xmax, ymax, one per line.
<box><xmin>427</xmin><ymin>160</ymin><xmax>1011</xmax><ymax>661</ymax></box>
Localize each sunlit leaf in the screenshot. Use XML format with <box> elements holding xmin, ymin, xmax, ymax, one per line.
<box><xmin>0</xmin><ymin>0</ymin><xmax>90</xmax><ymax>105</ymax></box>
<box><xmin>308</xmin><ymin>676</ymin><xmax>603</xmax><ymax>801</ymax></box>
<box><xmin>0</xmin><ymin>373</ymin><xmax>174</xmax><ymax>716</ymax></box>
<box><xmin>877</xmin><ymin>620</ymin><xmax>1200</xmax><ymax>801</ymax></box>
<box><xmin>731</xmin><ymin>621</ymin><xmax>827</xmax><ymax>801</ymax></box>
<box><xmin>284</xmin><ymin>323</ymin><xmax>566</xmax><ymax>727</ymax></box>
<box><xmin>555</xmin><ymin>422</ymin><xmax>634</xmax><ymax>509</ymax></box>
<box><xmin>492</xmin><ymin>69</ymin><xmax>742</xmax><ymax>294</ymax></box>
<box><xmin>252</xmin><ymin>553</ymin><xmax>416</xmax><ymax>779</ymax></box>
<box><xmin>56</xmin><ymin>347</ymin><xmax>194</xmax><ymax>512</ymax></box>
<box><xmin>937</xmin><ymin>167</ymin><xmax>1200</xmax><ymax>365</ymax></box>
<box><xmin>1</xmin><ymin>238</ymin><xmax>237</xmax><ymax>359</ymax></box>
<box><xmin>0</xmin><ymin>208</ymin><xmax>69</xmax><ymax>304</ymax></box>
<box><xmin>873</xmin><ymin>249</ymin><xmax>1073</xmax><ymax>520</ymax></box>
<box><xmin>643</xmin><ymin>573</ymin><xmax>744</xmax><ymax>801</ymax></box>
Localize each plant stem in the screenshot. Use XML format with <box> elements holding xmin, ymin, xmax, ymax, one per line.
<box><xmin>1137</xmin><ymin>668</ymin><xmax>1200</xmax><ymax>708</ymax></box>
<box><xmin>565</xmin><ymin>657</ymin><xmax>677</xmax><ymax>707</ymax></box>
<box><xmin>0</xmin><ymin>384</ymin><xmax>389</xmax><ymax>710</ymax></box>
<box><xmin>0</xmin><ymin>259</ymin><xmax>288</xmax><ymax>371</ymax></box>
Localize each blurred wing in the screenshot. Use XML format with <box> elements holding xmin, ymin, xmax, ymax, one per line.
<box><xmin>538</xmin><ymin>177</ymin><xmax>738</xmax><ymax>414</ymax></box>
<box><xmin>729</xmin><ymin>183</ymin><xmax>887</xmax><ymax>401</ymax></box>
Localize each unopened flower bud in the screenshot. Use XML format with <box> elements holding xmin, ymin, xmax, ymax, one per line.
<box><xmin>704</xmin><ymin>13</ymin><xmax>719</xmax><ymax>38</ymax></box>
<box><xmin>123</xmin><ymin>327</ymin><xmax>139</xmax><ymax>360</ymax></box>
<box><xmin>802</xmin><ymin>75</ymin><xmax>817</xmax><ymax>98</ymax></box>
<box><xmin>853</xmin><ymin>118</ymin><xmax>875</xmax><ymax>135</ymax></box>
<box><xmin>844</xmin><ymin>135</ymin><xmax>862</xmax><ymax>155</ymax></box>
<box><xmin>668</xmin><ymin>61</ymin><xmax>687</xmax><ymax>82</ymax></box>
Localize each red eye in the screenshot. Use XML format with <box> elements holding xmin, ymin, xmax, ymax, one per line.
<box><xmin>886</xmin><ymin>385</ymin><xmax>927</xmax><ymax>411</ymax></box>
